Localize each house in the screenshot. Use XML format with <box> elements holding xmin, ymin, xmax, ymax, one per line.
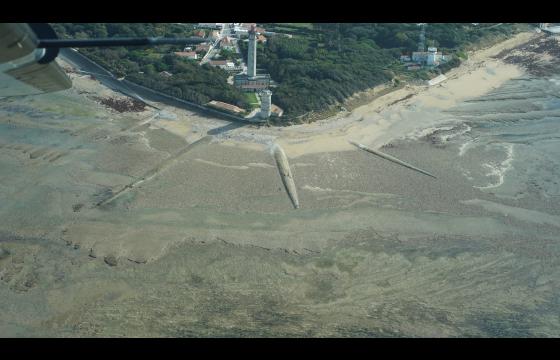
<box><xmin>220</xmin><ymin>36</ymin><xmax>235</xmax><ymax>50</ymax></box>
<box><xmin>159</xmin><ymin>71</ymin><xmax>173</xmax><ymax>78</ymax></box>
<box><xmin>195</xmin><ymin>43</ymin><xmax>211</xmax><ymax>53</ymax></box>
<box><xmin>208</xmin><ymin>60</ymin><xmax>237</xmax><ymax>71</ymax></box>
<box><xmin>174</xmin><ymin>51</ymin><xmax>198</xmax><ymax>60</ymax></box>
<box><xmin>400</xmin><ymin>55</ymin><xmax>411</xmax><ymax>62</ymax></box>
<box><xmin>239</xmin><ymin>23</ymin><xmax>265</xmax><ymax>32</ymax></box>
<box><xmin>222</xmin><ymin>62</ymin><xmax>237</xmax><ymax>71</ymax></box>
<box><xmin>207</xmin><ymin>100</ymin><xmax>244</xmax><ymax>114</ymax></box>
<box><xmin>257</xmin><ymin>34</ymin><xmax>267</xmax><ymax>43</ymax></box>
<box><xmin>209</xmin><ymin>60</ymin><xmax>228</xmax><ymax>66</ymax></box>
<box><xmin>233</xmin><ymin>28</ymin><xmax>248</xmax><ymax>37</ymax></box>
<box><xmin>233</xmin><ymin>23</ymin><xmax>264</xmax><ymax>37</ymax></box>
<box><xmin>194</xmin><ymin>29</ymin><xmax>206</xmax><ymax>38</ymax></box>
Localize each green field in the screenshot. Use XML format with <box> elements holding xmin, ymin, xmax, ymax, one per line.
<box><xmin>245</xmin><ymin>92</ymin><xmax>260</xmax><ymax>109</ymax></box>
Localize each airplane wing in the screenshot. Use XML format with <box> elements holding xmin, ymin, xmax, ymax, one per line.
<box><xmin>0</xmin><ymin>23</ymin><xmax>72</xmax><ymax>97</ymax></box>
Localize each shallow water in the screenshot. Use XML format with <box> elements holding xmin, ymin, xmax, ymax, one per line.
<box><xmin>426</xmin><ymin>76</ymin><xmax>560</xmax><ymax>203</ymax></box>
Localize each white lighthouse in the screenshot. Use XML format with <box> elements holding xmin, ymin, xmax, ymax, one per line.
<box><xmin>234</xmin><ymin>24</ymin><xmax>271</xmax><ymax>92</ymax></box>
<box><xmin>247</xmin><ymin>24</ymin><xmax>257</xmax><ymax>79</ymax></box>
<box><xmin>259</xmin><ymin>90</ymin><xmax>272</xmax><ymax>119</ymax></box>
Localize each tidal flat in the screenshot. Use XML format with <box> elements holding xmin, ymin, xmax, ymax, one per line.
<box><xmin>1</xmin><ymin>33</ymin><xmax>560</xmax><ymax>337</ymax></box>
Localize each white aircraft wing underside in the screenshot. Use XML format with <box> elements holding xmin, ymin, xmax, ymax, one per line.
<box><xmin>0</xmin><ymin>23</ymin><xmax>72</xmax><ymax>97</ymax></box>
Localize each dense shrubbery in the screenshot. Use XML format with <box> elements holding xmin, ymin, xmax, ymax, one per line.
<box><xmin>51</xmin><ymin>23</ymin><xmax>192</xmax><ymax>40</ymax></box>
<box><xmin>437</xmin><ymin>57</ymin><xmax>462</xmax><ymax>74</ymax></box>
<box><xmin>52</xmin><ymin>23</ymin><xmax>249</xmax><ymax>109</ymax></box>
<box><xmin>247</xmin><ymin>23</ymin><xmax>524</xmax><ymax>118</ymax></box>
<box><xmin>241</xmin><ymin>35</ymin><xmax>395</xmax><ymax>116</ymax></box>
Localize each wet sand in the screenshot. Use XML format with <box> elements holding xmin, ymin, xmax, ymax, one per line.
<box><xmin>1</xmin><ymin>31</ymin><xmax>560</xmax><ymax>337</ymax></box>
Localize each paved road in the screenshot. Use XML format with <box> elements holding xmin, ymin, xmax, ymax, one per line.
<box><xmin>200</xmin><ymin>23</ymin><xmax>234</xmax><ymax>65</ymax></box>
<box><xmin>233</xmin><ymin>27</ymin><xmax>247</xmax><ymax>73</ymax></box>
<box><xmin>60</xmin><ymin>48</ymin><xmax>151</xmax><ymax>104</ymax></box>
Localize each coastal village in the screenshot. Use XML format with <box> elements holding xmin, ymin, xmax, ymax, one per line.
<box><xmin>169</xmin><ymin>23</ymin><xmax>455</xmax><ymax>122</ymax></box>
<box><xmin>164</xmin><ymin>23</ymin><xmax>285</xmax><ymax>122</ymax></box>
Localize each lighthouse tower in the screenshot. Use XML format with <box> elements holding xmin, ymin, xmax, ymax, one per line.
<box><xmin>247</xmin><ymin>24</ymin><xmax>257</xmax><ymax>79</ymax></box>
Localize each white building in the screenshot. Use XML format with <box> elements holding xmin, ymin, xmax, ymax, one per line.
<box><xmin>427</xmin><ymin>47</ymin><xmax>438</xmax><ymax>66</ymax></box>
<box><xmin>412</xmin><ymin>47</ymin><xmax>447</xmax><ymax>67</ymax></box>
<box><xmin>400</xmin><ymin>55</ymin><xmax>411</xmax><ymax>62</ymax></box>
<box><xmin>259</xmin><ymin>90</ymin><xmax>272</xmax><ymax>119</ymax></box>
<box><xmin>233</xmin><ymin>23</ymin><xmax>264</xmax><ymax>38</ymax></box>
<box><xmin>198</xmin><ymin>23</ymin><xmax>224</xmax><ymax>30</ymax></box>
<box><xmin>208</xmin><ymin>60</ymin><xmax>238</xmax><ymax>71</ymax></box>
<box><xmin>233</xmin><ymin>28</ymin><xmax>248</xmax><ymax>37</ymax></box>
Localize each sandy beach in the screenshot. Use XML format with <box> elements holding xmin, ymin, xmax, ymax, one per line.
<box><xmin>2</xmin><ymin>30</ymin><xmax>560</xmax><ymax>337</ymax></box>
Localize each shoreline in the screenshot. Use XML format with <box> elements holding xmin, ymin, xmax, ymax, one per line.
<box><xmin>60</xmin><ymin>31</ymin><xmax>539</xmax><ymax>160</ymax></box>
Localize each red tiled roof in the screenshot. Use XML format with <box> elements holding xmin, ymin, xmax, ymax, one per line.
<box><xmin>174</xmin><ymin>51</ymin><xmax>197</xmax><ymax>58</ymax></box>
<box><xmin>207</xmin><ymin>100</ymin><xmax>244</xmax><ymax>113</ymax></box>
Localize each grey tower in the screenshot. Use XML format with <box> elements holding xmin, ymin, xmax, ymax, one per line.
<box><xmin>247</xmin><ymin>25</ymin><xmax>257</xmax><ymax>79</ymax></box>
